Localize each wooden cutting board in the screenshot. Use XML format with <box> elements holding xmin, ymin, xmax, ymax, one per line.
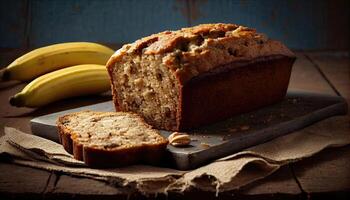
<box><xmin>30</xmin><ymin>90</ymin><xmax>348</xmax><ymax>170</ymax></box>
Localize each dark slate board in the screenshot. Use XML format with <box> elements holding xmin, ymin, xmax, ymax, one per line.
<box><xmin>30</xmin><ymin>90</ymin><xmax>348</xmax><ymax>170</ymax></box>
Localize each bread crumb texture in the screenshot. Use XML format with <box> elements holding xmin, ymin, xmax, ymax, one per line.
<box><xmin>59</xmin><ymin>111</ymin><xmax>167</xmax><ymax>150</ymax></box>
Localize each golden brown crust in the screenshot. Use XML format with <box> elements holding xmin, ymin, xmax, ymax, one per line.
<box><xmin>106</xmin><ymin>23</ymin><xmax>295</xmax><ymax>83</ymax></box>
<box><xmin>56</xmin><ymin>111</ymin><xmax>168</xmax><ymax>168</ymax></box>
<box><xmin>178</xmin><ymin>56</ymin><xmax>295</xmax><ymax>130</ymax></box>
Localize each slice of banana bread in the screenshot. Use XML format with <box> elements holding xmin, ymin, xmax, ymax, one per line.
<box><xmin>57</xmin><ymin>111</ymin><xmax>168</xmax><ymax>168</ymax></box>
<box><xmin>106</xmin><ymin>23</ymin><xmax>296</xmax><ymax>131</ymax></box>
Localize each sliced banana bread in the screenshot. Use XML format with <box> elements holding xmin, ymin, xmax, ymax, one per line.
<box><xmin>57</xmin><ymin>111</ymin><xmax>168</xmax><ymax>168</ymax></box>
<box><xmin>106</xmin><ymin>23</ymin><xmax>295</xmax><ymax>131</ymax></box>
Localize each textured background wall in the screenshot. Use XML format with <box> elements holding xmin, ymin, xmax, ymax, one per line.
<box><xmin>1</xmin><ymin>0</ymin><xmax>349</xmax><ymax>50</ymax></box>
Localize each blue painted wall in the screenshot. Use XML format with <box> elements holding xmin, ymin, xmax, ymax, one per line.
<box><xmin>0</xmin><ymin>0</ymin><xmax>28</xmax><ymax>48</ymax></box>
<box><xmin>1</xmin><ymin>0</ymin><xmax>349</xmax><ymax>50</ymax></box>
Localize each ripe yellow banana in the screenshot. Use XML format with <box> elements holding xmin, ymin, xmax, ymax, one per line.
<box><xmin>3</xmin><ymin>42</ymin><xmax>114</xmax><ymax>81</ymax></box>
<box><xmin>9</xmin><ymin>64</ymin><xmax>110</xmax><ymax>108</ymax></box>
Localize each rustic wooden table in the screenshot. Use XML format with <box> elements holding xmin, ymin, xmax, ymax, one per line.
<box><xmin>0</xmin><ymin>51</ymin><xmax>349</xmax><ymax>199</ymax></box>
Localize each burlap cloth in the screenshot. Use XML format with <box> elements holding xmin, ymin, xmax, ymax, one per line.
<box><xmin>1</xmin><ymin>116</ymin><xmax>349</xmax><ymax>194</ymax></box>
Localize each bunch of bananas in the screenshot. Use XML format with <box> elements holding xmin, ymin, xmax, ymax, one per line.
<box><xmin>2</xmin><ymin>42</ymin><xmax>115</xmax><ymax>108</ymax></box>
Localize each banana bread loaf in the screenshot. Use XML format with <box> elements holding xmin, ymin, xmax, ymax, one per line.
<box><xmin>106</xmin><ymin>23</ymin><xmax>296</xmax><ymax>131</ymax></box>
<box><xmin>57</xmin><ymin>111</ymin><xmax>168</xmax><ymax>168</ymax></box>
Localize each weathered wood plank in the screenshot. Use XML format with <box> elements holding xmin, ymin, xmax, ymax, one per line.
<box><xmin>290</xmin><ymin>52</ymin><xmax>350</xmax><ymax>195</ymax></box>
<box><xmin>292</xmin><ymin>145</ymin><xmax>350</xmax><ymax>193</ymax></box>
<box><xmin>305</xmin><ymin>52</ymin><xmax>350</xmax><ymax>101</ymax></box>
<box><xmin>43</xmin><ymin>173</ymin><xmax>132</xmax><ymax>199</ymax></box>
<box><xmin>0</xmin><ymin>163</ymin><xmax>51</xmax><ymax>198</ymax></box>
<box><xmin>288</xmin><ymin>53</ymin><xmax>336</xmax><ymax>95</ymax></box>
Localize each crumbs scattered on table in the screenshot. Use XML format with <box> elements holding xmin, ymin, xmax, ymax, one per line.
<box><xmin>288</xmin><ymin>98</ymin><xmax>298</xmax><ymax>104</ymax></box>
<box><xmin>240</xmin><ymin>125</ymin><xmax>250</xmax><ymax>131</ymax></box>
<box><xmin>267</xmin><ymin>115</ymin><xmax>273</xmax><ymax>122</ymax></box>
<box><xmin>223</xmin><ymin>133</ymin><xmax>232</xmax><ymax>140</ymax></box>
<box><xmin>200</xmin><ymin>142</ymin><xmax>210</xmax><ymax>148</ymax></box>
<box><xmin>229</xmin><ymin>128</ymin><xmax>237</xmax><ymax>132</ymax></box>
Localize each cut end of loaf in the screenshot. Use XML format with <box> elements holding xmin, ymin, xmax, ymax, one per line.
<box><xmin>57</xmin><ymin>111</ymin><xmax>168</xmax><ymax>167</ymax></box>
<box><xmin>109</xmin><ymin>54</ymin><xmax>180</xmax><ymax>131</ymax></box>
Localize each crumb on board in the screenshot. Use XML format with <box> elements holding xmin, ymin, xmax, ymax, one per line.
<box><xmin>200</xmin><ymin>142</ymin><xmax>210</xmax><ymax>148</ymax></box>
<box><xmin>240</xmin><ymin>125</ymin><xmax>250</xmax><ymax>131</ymax></box>
<box><xmin>288</xmin><ymin>98</ymin><xmax>298</xmax><ymax>104</ymax></box>
<box><xmin>229</xmin><ymin>128</ymin><xmax>237</xmax><ymax>132</ymax></box>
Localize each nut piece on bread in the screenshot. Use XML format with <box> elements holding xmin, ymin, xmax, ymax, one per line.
<box><xmin>57</xmin><ymin>111</ymin><xmax>168</xmax><ymax>168</ymax></box>
<box><xmin>106</xmin><ymin>23</ymin><xmax>296</xmax><ymax>131</ymax></box>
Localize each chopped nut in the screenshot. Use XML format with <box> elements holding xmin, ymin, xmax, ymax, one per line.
<box><xmin>229</xmin><ymin>128</ymin><xmax>237</xmax><ymax>132</ymax></box>
<box><xmin>200</xmin><ymin>142</ymin><xmax>210</xmax><ymax>148</ymax></box>
<box><xmin>290</xmin><ymin>98</ymin><xmax>298</xmax><ymax>104</ymax></box>
<box><xmin>168</xmin><ymin>132</ymin><xmax>181</xmax><ymax>141</ymax></box>
<box><xmin>124</xmin><ymin>64</ymin><xmax>135</xmax><ymax>75</ymax></box>
<box><xmin>134</xmin><ymin>78</ymin><xmax>144</xmax><ymax>88</ymax></box>
<box><xmin>240</xmin><ymin>125</ymin><xmax>250</xmax><ymax>131</ymax></box>
<box><xmin>120</xmin><ymin>74</ymin><xmax>129</xmax><ymax>84</ymax></box>
<box><xmin>104</xmin><ymin>143</ymin><xmax>119</xmax><ymax>149</ymax></box>
<box><xmin>156</xmin><ymin>71</ymin><xmax>163</xmax><ymax>81</ymax></box>
<box><xmin>90</xmin><ymin>117</ymin><xmax>100</xmax><ymax>122</ymax></box>
<box><xmin>142</xmin><ymin>90</ymin><xmax>155</xmax><ymax>100</ymax></box>
<box><xmin>168</xmin><ymin>132</ymin><xmax>191</xmax><ymax>147</ymax></box>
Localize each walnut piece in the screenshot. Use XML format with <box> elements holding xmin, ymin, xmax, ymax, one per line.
<box><xmin>168</xmin><ymin>132</ymin><xmax>191</xmax><ymax>147</ymax></box>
